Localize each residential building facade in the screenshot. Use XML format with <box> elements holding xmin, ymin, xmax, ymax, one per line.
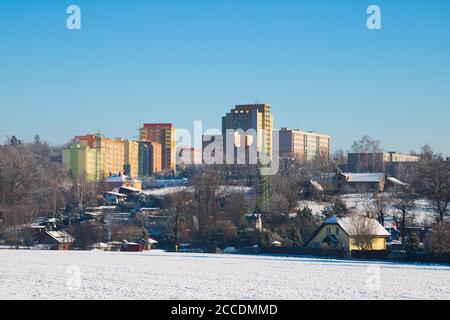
<box><xmin>307</xmin><ymin>215</ymin><xmax>390</xmax><ymax>251</ymax></box>
<box><xmin>62</xmin><ymin>144</ymin><xmax>103</xmax><ymax>182</ymax></box>
<box><xmin>140</xmin><ymin>123</ymin><xmax>176</xmax><ymax>174</ymax></box>
<box><xmin>124</xmin><ymin>140</ymin><xmax>139</xmax><ymax>179</ymax></box>
<box><xmin>348</xmin><ymin>152</ymin><xmax>420</xmax><ymax>176</ymax></box>
<box><xmin>222</xmin><ymin>104</ymin><xmax>273</xmax><ymax>159</ymax></box>
<box><xmin>63</xmin><ymin>134</ymin><xmax>140</xmax><ymax>181</ymax></box>
<box><xmin>138</xmin><ymin>141</ymin><xmax>162</xmax><ymax>177</ymax></box>
<box><xmin>277</xmin><ymin>128</ymin><xmax>330</xmax><ymax>162</ymax></box>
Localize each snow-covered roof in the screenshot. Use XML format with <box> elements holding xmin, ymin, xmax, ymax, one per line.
<box><xmin>89</xmin><ymin>242</ymin><xmax>110</xmax><ymax>248</ymax></box>
<box><xmin>105</xmin><ymin>175</ymin><xmax>129</xmax><ymax>183</ymax></box>
<box><xmin>119</xmin><ymin>186</ymin><xmax>142</xmax><ymax>193</ymax></box>
<box><xmin>325</xmin><ymin>215</ymin><xmax>390</xmax><ymax>237</ymax></box>
<box><xmin>83</xmin><ymin>212</ymin><xmax>102</xmax><ymax>217</ymax></box>
<box><xmin>309</xmin><ymin>179</ymin><xmax>324</xmax><ymax>192</ymax></box>
<box><xmin>387</xmin><ymin>177</ymin><xmax>409</xmax><ymax>186</ymax></box>
<box><xmin>46</xmin><ymin>231</ymin><xmax>75</xmax><ymax>243</ymax></box>
<box><xmin>105</xmin><ymin>175</ymin><xmax>141</xmax><ymax>184</ymax></box>
<box><xmin>219</xmin><ymin>186</ymin><xmax>254</xmax><ymax>195</ymax></box>
<box><xmin>343</xmin><ymin>173</ymin><xmax>385</xmax><ymax>183</ymax></box>
<box><xmin>143</xmin><ymin>187</ymin><xmax>188</xmax><ymax>197</ymax></box>
<box><xmin>106</xmin><ymin>191</ymin><xmax>128</xmax><ymax>197</ymax></box>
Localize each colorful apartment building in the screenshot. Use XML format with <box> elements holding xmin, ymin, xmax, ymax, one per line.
<box><xmin>138</xmin><ymin>141</ymin><xmax>162</xmax><ymax>177</ymax></box>
<box><xmin>276</xmin><ymin>128</ymin><xmax>331</xmax><ymax>162</ymax></box>
<box><xmin>63</xmin><ymin>134</ymin><xmax>140</xmax><ymax>181</ymax></box>
<box><xmin>222</xmin><ymin>104</ymin><xmax>273</xmax><ymax>159</ymax></box>
<box><xmin>124</xmin><ymin>140</ymin><xmax>139</xmax><ymax>179</ymax></box>
<box><xmin>140</xmin><ymin>123</ymin><xmax>176</xmax><ymax>174</ymax></box>
<box><xmin>74</xmin><ymin>135</ymin><xmax>126</xmax><ymax>178</ymax></box>
<box><xmin>62</xmin><ymin>144</ymin><xmax>103</xmax><ymax>182</ymax></box>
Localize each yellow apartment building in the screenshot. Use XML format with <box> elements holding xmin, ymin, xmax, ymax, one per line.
<box><xmin>63</xmin><ymin>134</ymin><xmax>140</xmax><ymax>181</ymax></box>
<box><xmin>62</xmin><ymin>144</ymin><xmax>103</xmax><ymax>182</ymax></box>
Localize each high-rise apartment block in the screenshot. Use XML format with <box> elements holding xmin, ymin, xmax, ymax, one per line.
<box><xmin>138</xmin><ymin>141</ymin><xmax>162</xmax><ymax>177</ymax></box>
<box><xmin>140</xmin><ymin>123</ymin><xmax>176</xmax><ymax>174</ymax></box>
<box><xmin>222</xmin><ymin>104</ymin><xmax>273</xmax><ymax>158</ymax></box>
<box><xmin>276</xmin><ymin>128</ymin><xmax>331</xmax><ymax>162</ymax></box>
<box><xmin>124</xmin><ymin>140</ymin><xmax>140</xmax><ymax>178</ymax></box>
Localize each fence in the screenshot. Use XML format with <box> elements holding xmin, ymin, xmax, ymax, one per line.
<box><xmin>262</xmin><ymin>247</ymin><xmax>345</xmax><ymax>259</ymax></box>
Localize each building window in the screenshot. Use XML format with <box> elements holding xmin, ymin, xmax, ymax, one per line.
<box><xmin>327</xmin><ymin>227</ymin><xmax>331</xmax><ymax>235</ymax></box>
<box><xmin>336</xmin><ymin>228</ymin><xmax>340</xmax><ymax>236</ymax></box>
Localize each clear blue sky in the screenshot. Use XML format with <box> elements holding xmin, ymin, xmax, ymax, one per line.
<box><xmin>0</xmin><ymin>0</ymin><xmax>449</xmax><ymax>155</ymax></box>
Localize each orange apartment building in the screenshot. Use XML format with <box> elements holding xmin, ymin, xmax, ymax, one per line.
<box><xmin>140</xmin><ymin>123</ymin><xmax>176</xmax><ymax>174</ymax></box>
<box><xmin>74</xmin><ymin>134</ymin><xmax>139</xmax><ymax>179</ymax></box>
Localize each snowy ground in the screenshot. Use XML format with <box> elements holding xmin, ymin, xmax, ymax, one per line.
<box><xmin>1</xmin><ymin>250</ymin><xmax>449</xmax><ymax>300</ymax></box>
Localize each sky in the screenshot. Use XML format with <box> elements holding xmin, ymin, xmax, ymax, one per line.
<box><xmin>0</xmin><ymin>0</ymin><xmax>449</xmax><ymax>155</ymax></box>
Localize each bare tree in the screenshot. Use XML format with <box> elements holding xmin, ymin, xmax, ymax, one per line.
<box><xmin>425</xmin><ymin>223</ymin><xmax>450</xmax><ymax>255</ymax></box>
<box><xmin>348</xmin><ymin>214</ymin><xmax>378</xmax><ymax>250</ymax></box>
<box><xmin>393</xmin><ymin>189</ymin><xmax>416</xmax><ymax>248</ymax></box>
<box><xmin>370</xmin><ymin>192</ymin><xmax>393</xmax><ymax>227</ymax></box>
<box><xmin>165</xmin><ymin>191</ymin><xmax>193</xmax><ymax>247</ymax></box>
<box><xmin>223</xmin><ymin>191</ymin><xmax>256</xmax><ymax>226</ymax></box>
<box><xmin>190</xmin><ymin>169</ymin><xmax>222</xmax><ymax>244</ymax></box>
<box><xmin>351</xmin><ymin>135</ymin><xmax>383</xmax><ymax>173</ymax></box>
<box><xmin>331</xmin><ymin>149</ymin><xmax>347</xmax><ymax>170</ymax></box>
<box><xmin>270</xmin><ymin>157</ymin><xmax>305</xmax><ymax>212</ymax></box>
<box><xmin>417</xmin><ymin>154</ymin><xmax>449</xmax><ymax>224</ymax></box>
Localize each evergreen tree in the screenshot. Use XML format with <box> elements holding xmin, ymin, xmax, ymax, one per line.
<box><xmin>8</xmin><ymin>135</ymin><xmax>21</xmax><ymax>146</ymax></box>
<box><xmin>322</xmin><ymin>199</ymin><xmax>349</xmax><ymax>219</ymax></box>
<box><xmin>139</xmin><ymin>228</ymin><xmax>149</xmax><ymax>244</ymax></box>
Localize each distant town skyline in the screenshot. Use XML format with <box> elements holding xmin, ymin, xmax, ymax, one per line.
<box><xmin>0</xmin><ymin>0</ymin><xmax>449</xmax><ymax>156</ymax></box>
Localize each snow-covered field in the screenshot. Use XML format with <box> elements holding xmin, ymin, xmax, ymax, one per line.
<box><xmin>1</xmin><ymin>250</ymin><xmax>449</xmax><ymax>300</ymax></box>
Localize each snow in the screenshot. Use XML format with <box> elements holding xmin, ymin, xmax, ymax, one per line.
<box><xmin>142</xmin><ymin>185</ymin><xmax>254</xmax><ymax>197</ymax></box>
<box><xmin>343</xmin><ymin>173</ymin><xmax>384</xmax><ymax>183</ymax></box>
<box><xmin>387</xmin><ymin>177</ymin><xmax>409</xmax><ymax>186</ymax></box>
<box><xmin>297</xmin><ymin>200</ymin><xmax>327</xmax><ymax>216</ymax></box>
<box><xmin>143</xmin><ymin>187</ymin><xmax>188</xmax><ymax>197</ymax></box>
<box><xmin>0</xmin><ymin>250</ymin><xmax>449</xmax><ymax>300</ymax></box>
<box><xmin>105</xmin><ymin>175</ymin><xmax>131</xmax><ymax>183</ymax></box>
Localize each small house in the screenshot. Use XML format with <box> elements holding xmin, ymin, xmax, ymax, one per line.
<box><xmin>88</xmin><ymin>242</ymin><xmax>111</xmax><ymax>251</ymax></box>
<box><xmin>309</xmin><ymin>171</ymin><xmax>408</xmax><ymax>194</ymax></box>
<box><xmin>103</xmin><ymin>175</ymin><xmax>142</xmax><ymax>192</ymax></box>
<box><xmin>307</xmin><ymin>214</ymin><xmax>390</xmax><ymax>251</ymax></box>
<box><xmin>105</xmin><ymin>191</ymin><xmax>128</xmax><ymax>205</ymax></box>
<box><xmin>121</xmin><ymin>241</ymin><xmax>144</xmax><ymax>252</ymax></box>
<box><xmin>38</xmin><ymin>231</ymin><xmax>75</xmax><ymax>250</ymax></box>
<box><xmin>340</xmin><ymin>173</ymin><xmax>386</xmax><ymax>193</ymax></box>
